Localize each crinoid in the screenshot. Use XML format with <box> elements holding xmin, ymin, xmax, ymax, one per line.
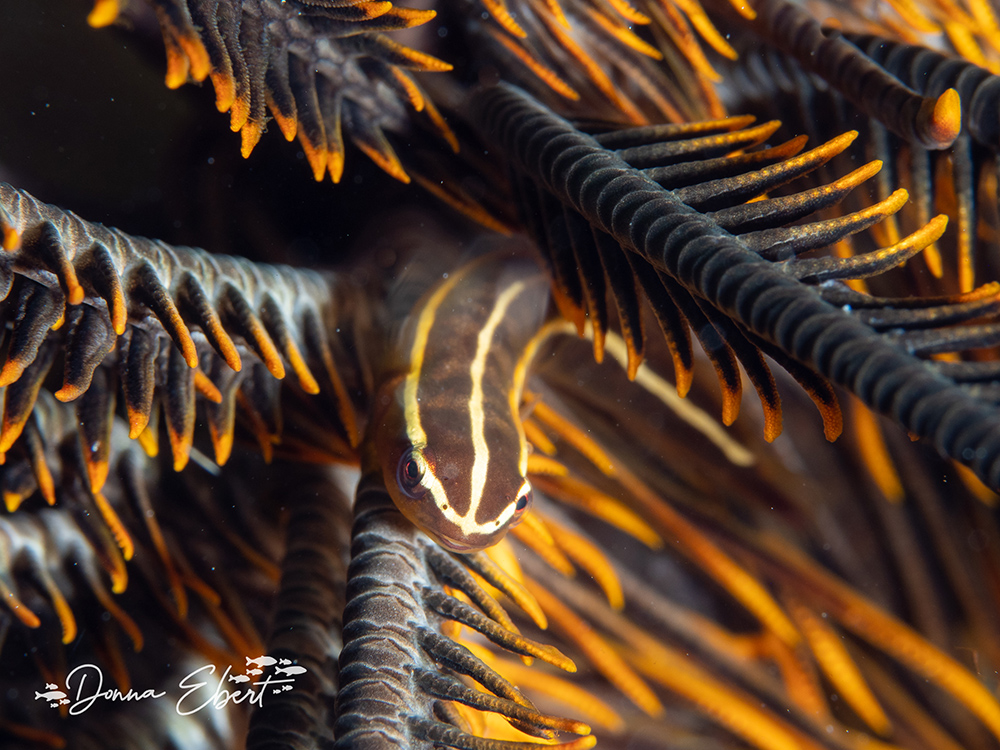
<box><xmin>4</xmin><ymin>1</ymin><xmax>1000</xmax><ymax>749</ymax></box>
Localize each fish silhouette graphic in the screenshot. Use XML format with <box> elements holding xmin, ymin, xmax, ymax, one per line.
<box><xmin>45</xmin><ymin>683</ymin><xmax>58</xmax><ymax>690</ymax></box>
<box><xmin>35</xmin><ymin>691</ymin><xmax>67</xmax><ymax>701</ymax></box>
<box><xmin>274</xmin><ymin>666</ymin><xmax>306</xmax><ymax>676</ymax></box>
<box><xmin>229</xmin><ymin>674</ymin><xmax>250</xmax><ymax>683</ymax></box>
<box><xmin>246</xmin><ymin>655</ymin><xmax>277</xmax><ymax>668</ymax></box>
<box><xmin>246</xmin><ymin>668</ymin><xmax>263</xmax><ymax>676</ymax></box>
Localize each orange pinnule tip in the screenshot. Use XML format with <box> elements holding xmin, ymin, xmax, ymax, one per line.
<box><xmin>821</xmin><ymin>404</ymin><xmax>843</xmax><ymax>442</ymax></box>
<box><xmin>391</xmin><ymin>67</ymin><xmax>425</xmax><ymax>112</ymax></box>
<box><xmin>34</xmin><ymin>459</ymin><xmax>56</xmax><ymax>505</ymax></box>
<box><xmin>2</xmin><ymin>225</ymin><xmax>19</xmax><ymax>251</ymax></box>
<box><xmin>87</xmin><ymin>0</ymin><xmax>120</xmax><ymax>28</ymax></box>
<box><xmin>127</xmin><ymin>408</ymin><xmax>149</xmax><ymax>440</ymax></box>
<box><xmin>287</xmin><ymin>347</ymin><xmax>320</xmax><ymax>395</ymax></box>
<box><xmin>923</xmin><ymin>241</ymin><xmax>943</xmax><ymax>278</ymax></box>
<box><xmin>762</xmin><ymin>408</ymin><xmax>783</xmax><ymax>443</ymax></box>
<box><xmin>930</xmin><ymin>88</ymin><xmax>962</xmax><ymax>147</ymax></box>
<box><xmin>606</xmin><ymin>0</ymin><xmax>649</xmax><ymax>25</ymax></box>
<box><xmin>356</xmin><ymin>0</ymin><xmax>393</xmax><ymax>19</ymax></box>
<box><xmin>0</xmin><ymin>360</ymin><xmax>24</xmax><ymax>387</ymax></box>
<box><xmin>268</xmin><ymin>103</ymin><xmax>298</xmax><ymax>141</ymax></box>
<box><xmin>481</xmin><ymin>0</ymin><xmax>527</xmax><ymax>37</ymax></box>
<box><xmin>625</xmin><ymin>341</ymin><xmax>642</xmax><ymax>381</ymax></box>
<box><xmin>299</xmin><ymin>137</ymin><xmax>328</xmax><ymax>183</ymax></box>
<box><xmin>137</xmin><ymin>425</ymin><xmax>159</xmax><ymax>457</ymax></box>
<box><xmin>211</xmin><ymin>71</ymin><xmax>237</xmax><ymax>114</ymax></box>
<box><xmin>356</xmin><ymin>141</ymin><xmax>410</xmax><ymax>184</ymax></box>
<box><xmin>109</xmin><ymin>565</ymin><xmax>128</xmax><ymax>594</ymax></box>
<box><xmin>177</xmin><ymin>33</ymin><xmax>212</xmax><ymax>82</ymax></box>
<box><xmin>389</xmin><ymin>42</ymin><xmax>454</xmax><ymax>73</ymax></box>
<box><xmin>164</xmin><ymin>58</ymin><xmax>189</xmax><ymax>89</ymax></box>
<box><xmin>240</xmin><ymin>120</ymin><xmax>264</xmax><ymax>159</ymax></box>
<box><xmin>4</xmin><ymin>491</ymin><xmax>23</xmax><ymax>513</ymax></box>
<box><xmin>328</xmin><ymin>149</ymin><xmax>345</xmax><ymax>184</ymax></box>
<box><xmin>94</xmin><ymin>491</ymin><xmax>134</xmax><ymax>560</ymax></box>
<box><xmin>194</xmin><ymin>370</ymin><xmax>223</xmax><ymax>404</ymax></box>
<box><xmin>389</xmin><ymin>7</ymin><xmax>438</xmax><ymax>26</ymax></box>
<box><xmin>591</xmin><ymin>326</ymin><xmax>605</xmax><ymax>364</ymax></box>
<box><xmin>51</xmin><ymin>590</ymin><xmax>77</xmax><ymax>644</ymax></box>
<box><xmin>721</xmin><ymin>388</ymin><xmax>740</xmax><ymax>426</ymax></box>
<box><xmin>179</xmin><ymin>335</ymin><xmax>199</xmax><ymax>370</ymax></box>
<box><xmin>259</xmin><ymin>345</ymin><xmax>286</xmax><ymax>380</ymax></box>
<box><xmin>66</xmin><ymin>282</ymin><xmax>84</xmax><ymax>306</ymax></box>
<box><xmin>230</xmin><ymin>91</ymin><xmax>251</xmax><ymax>133</ymax></box>
<box><xmin>111</xmin><ymin>306</ymin><xmax>128</xmax><ymax>336</ymax></box>
<box><xmin>212</xmin><ymin>429</ymin><xmax>234</xmax><ymax>467</ymax></box>
<box><xmin>7</xmin><ymin>597</ymin><xmax>41</xmax><ymax>628</ymax></box>
<box><xmin>0</xmin><ymin>420</ymin><xmax>25</xmax><ymax>454</ymax></box>
<box><xmin>673</xmin><ymin>360</ymin><xmax>693</xmax><ymax>399</ymax></box>
<box><xmin>171</xmin><ymin>444</ymin><xmax>191</xmax><ymax>473</ymax></box>
<box><xmin>86</xmin><ymin>459</ymin><xmax>110</xmax><ymax>494</ymax></box>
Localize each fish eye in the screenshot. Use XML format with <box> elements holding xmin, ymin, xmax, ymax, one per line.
<box><xmin>397</xmin><ymin>449</ymin><xmax>426</xmax><ymax>498</ymax></box>
<box><xmin>511</xmin><ymin>489</ymin><xmax>532</xmax><ymax>525</ymax></box>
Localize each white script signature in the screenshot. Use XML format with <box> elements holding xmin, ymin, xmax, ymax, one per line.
<box><xmin>58</xmin><ymin>662</ymin><xmax>300</xmax><ymax>715</ymax></box>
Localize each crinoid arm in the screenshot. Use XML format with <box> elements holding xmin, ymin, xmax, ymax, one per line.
<box><xmin>0</xmin><ymin>182</ymin><xmax>361</xmax><ymax>474</ymax></box>
<box><xmin>335</xmin><ymin>472</ymin><xmax>594</xmax><ymax>750</ymax></box>
<box><xmin>90</xmin><ymin>0</ymin><xmax>455</xmax><ymax>182</ymax></box>
<box><xmin>470</xmin><ymin>83</ymin><xmax>1000</xmax><ymax>488</ymax></box>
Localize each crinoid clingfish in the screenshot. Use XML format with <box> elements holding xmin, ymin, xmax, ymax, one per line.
<box><xmin>3</xmin><ymin>1</ymin><xmax>1000</xmax><ymax>749</ymax></box>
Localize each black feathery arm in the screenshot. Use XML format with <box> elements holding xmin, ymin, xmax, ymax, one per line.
<box><xmin>335</xmin><ymin>470</ymin><xmax>591</xmax><ymax>750</ymax></box>
<box><xmin>471</xmin><ymin>82</ymin><xmax>1000</xmax><ymax>488</ymax></box>
<box><xmin>0</xmin><ymin>182</ymin><xmax>361</xmax><ymax>475</ymax></box>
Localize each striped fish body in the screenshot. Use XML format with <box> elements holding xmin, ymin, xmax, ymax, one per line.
<box><xmin>372</xmin><ymin>253</ymin><xmax>551</xmax><ymax>551</ymax></box>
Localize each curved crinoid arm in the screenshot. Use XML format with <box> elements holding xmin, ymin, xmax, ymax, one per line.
<box><xmin>0</xmin><ymin>182</ymin><xmax>360</xmax><ymax>475</ymax></box>
<box><xmin>470</xmin><ymin>82</ymin><xmax>1000</xmax><ymax>488</ymax></box>
<box><xmin>90</xmin><ymin>1</ymin><xmax>455</xmax><ymax>183</ymax></box>
<box><xmin>493</xmin><ymin>100</ymin><xmax>888</xmax><ymax>441</ymax></box>
<box><xmin>840</xmin><ymin>32</ymin><xmax>1000</xmax><ymax>150</ymax></box>
<box><xmin>335</xmin><ymin>471</ymin><xmax>594</xmax><ymax>750</ymax></box>
<box><xmin>730</xmin><ymin>0</ymin><xmax>962</xmax><ymax>150</ymax></box>
<box><xmin>246</xmin><ymin>470</ymin><xmax>353</xmax><ymax>750</ymax></box>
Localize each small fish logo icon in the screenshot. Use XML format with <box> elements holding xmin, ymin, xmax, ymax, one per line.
<box><xmin>246</xmin><ymin>655</ymin><xmax>277</xmax><ymax>668</ymax></box>
<box><xmin>229</xmin><ymin>674</ymin><xmax>250</xmax><ymax>683</ymax></box>
<box><xmin>278</xmin><ymin>659</ymin><xmax>291</xmax><ymax>665</ymax></box>
<box><xmin>275</xmin><ymin>665</ymin><xmax>306</xmax><ymax>676</ymax></box>
<box><xmin>49</xmin><ymin>702</ymin><xmax>59</xmax><ymax>708</ymax></box>
<box><xmin>60</xmin><ymin>699</ymin><xmax>70</xmax><ymax>705</ymax></box>
<box><xmin>45</xmin><ymin>683</ymin><xmax>58</xmax><ymax>690</ymax></box>
<box><xmin>273</xmin><ymin>689</ymin><xmax>282</xmax><ymax>695</ymax></box>
<box><xmin>282</xmin><ymin>685</ymin><xmax>292</xmax><ymax>691</ymax></box>
<box><xmin>35</xmin><ymin>690</ymin><xmax>67</xmax><ymax>701</ymax></box>
<box><xmin>246</xmin><ymin>668</ymin><xmax>263</xmax><ymax>676</ymax></box>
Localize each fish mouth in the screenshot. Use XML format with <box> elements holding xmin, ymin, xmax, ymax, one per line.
<box><xmin>435</xmin><ymin>535</ymin><xmax>478</xmax><ymax>553</ymax></box>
